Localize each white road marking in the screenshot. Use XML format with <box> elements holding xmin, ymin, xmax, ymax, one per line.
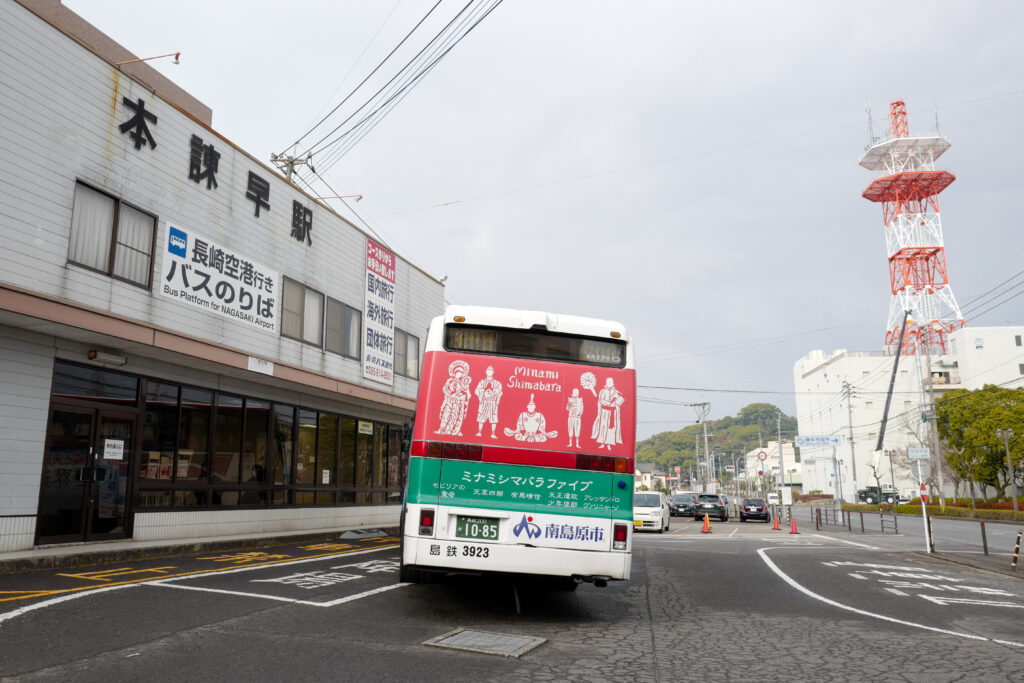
<box><xmin>757</xmin><ymin>547</ymin><xmax>1024</xmax><ymax>648</ymax></box>
<box><xmin>151</xmin><ymin>579</ymin><xmax>410</xmax><ymax>606</ymax></box>
<box><xmin>812</xmin><ymin>534</ymin><xmax>877</xmax><ymax>549</ymax></box>
<box><xmin>0</xmin><ymin>545</ymin><xmax>396</xmax><ymax>626</ymax></box>
<box><xmin>919</xmin><ymin>594</ymin><xmax>1024</xmax><ymax>609</ymax></box>
<box><xmin>884</xmin><ymin>588</ymin><xmax>909</xmax><ymax>596</ymax></box>
<box><xmin>729</xmin><ymin>528</ymin><xmax>739</xmax><ymax>537</ymax></box>
<box><xmin>849</xmin><ymin>573</ymin><xmax>868</xmax><ymax>580</ymax></box>
<box><xmin>0</xmin><ymin>584</ymin><xmax>139</xmax><ymax>625</ymax></box>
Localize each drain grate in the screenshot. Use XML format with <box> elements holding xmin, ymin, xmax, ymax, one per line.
<box><xmin>423</xmin><ymin>629</ymin><xmax>546</xmax><ymax>658</ymax></box>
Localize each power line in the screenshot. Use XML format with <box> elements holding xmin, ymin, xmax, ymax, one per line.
<box><xmin>282</xmin><ymin>0</ymin><xmax>445</xmax><ymax>154</ymax></box>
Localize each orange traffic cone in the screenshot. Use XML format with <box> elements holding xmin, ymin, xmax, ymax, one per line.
<box><xmin>789</xmin><ymin>512</ymin><xmax>799</xmax><ymax>535</ymax></box>
<box><xmin>701</xmin><ymin>513</ymin><xmax>712</xmax><ymax>534</ymax></box>
<box><xmin>772</xmin><ymin>512</ymin><xmax>780</xmax><ymax>531</ymax></box>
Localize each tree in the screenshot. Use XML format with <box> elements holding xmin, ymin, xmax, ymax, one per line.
<box><xmin>936</xmin><ymin>386</ymin><xmax>1024</xmax><ymax>502</ymax></box>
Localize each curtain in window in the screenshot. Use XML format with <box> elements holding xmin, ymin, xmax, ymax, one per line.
<box><xmin>345</xmin><ymin>307</ymin><xmax>361</xmax><ymax>357</ymax></box>
<box><xmin>325</xmin><ymin>298</ymin><xmax>344</xmax><ymax>355</ymax></box>
<box><xmin>282</xmin><ymin>280</ymin><xmax>303</xmax><ymax>339</ymax></box>
<box><xmin>69</xmin><ymin>183</ymin><xmax>114</xmax><ymax>271</ymax></box>
<box><xmin>113</xmin><ymin>203</ymin><xmax>154</xmax><ymax>285</ymax></box>
<box><xmin>303</xmin><ymin>290</ymin><xmax>324</xmax><ymax>344</ymax></box>
<box><xmin>405</xmin><ymin>334</ymin><xmax>419</xmax><ymax>378</ymax></box>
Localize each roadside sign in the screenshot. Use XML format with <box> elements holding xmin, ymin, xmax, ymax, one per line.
<box><xmin>757</xmin><ymin>470</ymin><xmax>763</xmax><ymax>476</ymax></box>
<box><xmin>674</xmin><ymin>466</ymin><xmax>680</xmax><ymax>473</ymax></box>
<box><xmin>910</xmin><ymin>460</ymin><xmax>931</xmax><ymax>480</ymax></box>
<box><xmin>908</xmin><ymin>447</ymin><xmax>930</xmax><ymax>460</ymax></box>
<box><xmin>795</xmin><ymin>435</ymin><xmax>841</xmax><ymax>448</ymax></box>
<box><xmin>711</xmin><ymin>478</ymin><xmax>717</xmax><ymax>484</ymax></box>
<box><xmin>757</xmin><ymin>451</ymin><xmax>768</xmax><ymax>462</ymax></box>
<box><xmin>782</xmin><ymin>487</ymin><xmax>794</xmax><ymax>505</ymax></box>
<box><xmin>920</xmin><ymin>482</ymin><xmax>928</xmax><ymax>504</ymax></box>
<box><xmin>725</xmin><ymin>465</ymin><xmax>735</xmax><ymax>472</ymax></box>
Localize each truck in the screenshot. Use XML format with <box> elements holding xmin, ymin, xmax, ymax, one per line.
<box><xmin>856</xmin><ymin>486</ymin><xmax>896</xmax><ymax>504</ymax></box>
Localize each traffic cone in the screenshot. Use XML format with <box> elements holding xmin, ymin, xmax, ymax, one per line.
<box><xmin>772</xmin><ymin>512</ymin><xmax>780</xmax><ymax>531</ymax></box>
<box><xmin>701</xmin><ymin>513</ymin><xmax>711</xmax><ymax>534</ymax></box>
<box><xmin>789</xmin><ymin>512</ymin><xmax>799</xmax><ymax>535</ymax></box>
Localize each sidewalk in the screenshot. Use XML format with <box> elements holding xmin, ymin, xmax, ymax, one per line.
<box><xmin>923</xmin><ymin>549</ymin><xmax>1024</xmax><ymax>580</ymax></box>
<box><xmin>0</xmin><ymin>526</ymin><xmax>398</xmax><ymax>575</ymax></box>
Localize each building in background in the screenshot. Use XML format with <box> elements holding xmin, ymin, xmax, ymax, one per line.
<box><xmin>794</xmin><ymin>327</ymin><xmax>1024</xmax><ymax>501</ymax></box>
<box><xmin>634</xmin><ymin>463</ymin><xmax>668</xmax><ymax>492</ymax></box>
<box><xmin>739</xmin><ymin>441</ymin><xmax>799</xmax><ymax>497</ymax></box>
<box><xmin>0</xmin><ymin>0</ymin><xmax>444</xmax><ymax>552</ymax></box>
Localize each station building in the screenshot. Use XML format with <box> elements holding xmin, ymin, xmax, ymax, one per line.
<box><xmin>0</xmin><ymin>0</ymin><xmax>444</xmax><ymax>552</ymax></box>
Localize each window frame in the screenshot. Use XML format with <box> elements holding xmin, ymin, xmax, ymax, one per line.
<box><xmin>395</xmin><ymin>328</ymin><xmax>420</xmax><ymax>379</ymax></box>
<box><xmin>281</xmin><ymin>277</ymin><xmax>325</xmax><ymax>347</ymax></box>
<box><xmin>68</xmin><ymin>180</ymin><xmax>157</xmax><ymax>290</ymax></box>
<box><xmin>325</xmin><ymin>296</ymin><xmax>362</xmax><ymax>359</ymax></box>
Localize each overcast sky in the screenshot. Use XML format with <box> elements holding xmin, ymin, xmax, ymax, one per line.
<box><xmin>64</xmin><ymin>1</ymin><xmax>1024</xmax><ymax>439</ymax></box>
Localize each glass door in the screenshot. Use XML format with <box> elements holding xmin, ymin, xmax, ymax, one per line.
<box><xmin>37</xmin><ymin>408</ymin><xmax>137</xmax><ymax>544</ymax></box>
<box><xmin>37</xmin><ymin>409</ymin><xmax>94</xmax><ymax>542</ymax></box>
<box><xmin>87</xmin><ymin>413</ymin><xmax>134</xmax><ymax>540</ymax></box>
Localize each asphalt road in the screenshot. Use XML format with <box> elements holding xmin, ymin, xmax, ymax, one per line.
<box><xmin>2</xmin><ymin>520</ymin><xmax>1023</xmax><ymax>682</ymax></box>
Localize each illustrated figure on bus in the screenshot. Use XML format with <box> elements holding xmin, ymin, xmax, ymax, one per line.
<box><xmin>504</xmin><ymin>394</ymin><xmax>559</xmax><ymax>442</ymax></box>
<box><xmin>565</xmin><ymin>388</ymin><xmax>584</xmax><ymax>448</ymax></box>
<box><xmin>474</xmin><ymin>365</ymin><xmax>503</xmax><ymax>438</ymax></box>
<box><xmin>435</xmin><ymin>360</ymin><xmax>471</xmax><ymax>435</ymax></box>
<box><xmin>592</xmin><ymin>377</ymin><xmax>625</xmax><ymax>449</ymax></box>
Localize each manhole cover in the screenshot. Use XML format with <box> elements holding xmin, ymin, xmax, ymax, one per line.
<box><xmin>423</xmin><ymin>629</ymin><xmax>546</xmax><ymax>658</ymax></box>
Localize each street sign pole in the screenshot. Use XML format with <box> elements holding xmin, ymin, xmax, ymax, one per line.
<box><xmin>920</xmin><ymin>481</ymin><xmax>931</xmax><ymax>553</ymax></box>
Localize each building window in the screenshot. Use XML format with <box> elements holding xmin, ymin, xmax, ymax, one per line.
<box><xmin>864</xmin><ymin>401</ymin><xmax>873</xmax><ymax>409</ymax></box>
<box><xmin>68</xmin><ymin>182</ymin><xmax>155</xmax><ymax>287</ymax></box>
<box><xmin>326</xmin><ymin>298</ymin><xmax>361</xmax><ymax>358</ymax></box>
<box><xmin>281</xmin><ymin>278</ymin><xmax>324</xmax><ymax>345</ymax></box>
<box><xmin>395</xmin><ymin>328</ymin><xmax>420</xmax><ymax>379</ymax></box>
<box><xmin>1016</xmin><ymin>335</ymin><xmax>1022</xmax><ymax>347</ymax></box>
<box><xmin>1019</xmin><ymin>364</ymin><xmax>1024</xmax><ymax>376</ymax></box>
<box><xmin>904</xmin><ymin>400</ymin><xmax>912</xmax><ymax>408</ymax></box>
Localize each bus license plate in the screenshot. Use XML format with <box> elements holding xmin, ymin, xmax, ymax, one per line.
<box><xmin>456</xmin><ymin>516</ymin><xmax>499</xmax><ymax>540</ymax></box>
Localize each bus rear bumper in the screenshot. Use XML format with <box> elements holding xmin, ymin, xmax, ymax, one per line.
<box><xmin>402</xmin><ymin>534</ymin><xmax>631</xmax><ymax>582</ymax></box>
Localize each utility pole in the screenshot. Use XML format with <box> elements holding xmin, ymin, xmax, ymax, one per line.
<box><xmin>923</xmin><ymin>329</ymin><xmax>945</xmax><ymax>504</ymax></box>
<box><xmin>270</xmin><ymin>152</ymin><xmax>314</xmax><ymax>181</ymax></box>
<box><xmin>777</xmin><ymin>411</ymin><xmax>785</xmax><ymax>499</ymax></box>
<box><xmin>842</xmin><ymin>380</ymin><xmax>858</xmax><ymax>498</ymax></box>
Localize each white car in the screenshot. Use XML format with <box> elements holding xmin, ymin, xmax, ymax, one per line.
<box><xmin>767</xmin><ymin>492</ymin><xmax>780</xmax><ymax>506</ymax></box>
<box><xmin>633</xmin><ymin>491</ymin><xmax>670</xmax><ymax>533</ymax></box>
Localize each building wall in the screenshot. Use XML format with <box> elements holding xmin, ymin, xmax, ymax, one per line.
<box><xmin>0</xmin><ymin>0</ymin><xmax>441</xmax><ymax>403</ymax></box>
<box><xmin>950</xmin><ymin>326</ymin><xmax>1024</xmax><ymax>390</ymax></box>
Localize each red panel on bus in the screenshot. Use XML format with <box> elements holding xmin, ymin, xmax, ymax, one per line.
<box><xmin>413</xmin><ymin>351</ymin><xmax>636</xmax><ymax>461</ymax></box>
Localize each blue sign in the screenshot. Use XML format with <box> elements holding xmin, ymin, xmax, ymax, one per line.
<box><xmin>167</xmin><ymin>226</ymin><xmax>187</xmax><ymax>257</ymax></box>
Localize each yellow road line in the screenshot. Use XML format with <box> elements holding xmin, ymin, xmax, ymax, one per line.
<box><xmin>0</xmin><ymin>542</ymin><xmax>398</xmax><ymax>604</ymax></box>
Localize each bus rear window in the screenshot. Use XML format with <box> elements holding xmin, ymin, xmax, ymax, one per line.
<box><xmin>444</xmin><ymin>325</ymin><xmax>626</xmax><ymax>368</ymax></box>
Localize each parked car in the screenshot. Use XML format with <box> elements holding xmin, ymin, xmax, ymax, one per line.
<box><xmin>669</xmin><ymin>493</ymin><xmax>696</xmax><ymax>517</ymax></box>
<box><xmin>634</xmin><ymin>492</ymin><xmax>670</xmax><ymax>533</ymax></box>
<box><xmin>739</xmin><ymin>497</ymin><xmax>771</xmax><ymax>523</ymax></box>
<box><xmin>693</xmin><ymin>493</ymin><xmax>728</xmax><ymax>522</ymax></box>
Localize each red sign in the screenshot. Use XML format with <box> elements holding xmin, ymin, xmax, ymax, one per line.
<box><xmin>413</xmin><ymin>351</ymin><xmax>636</xmax><ymax>458</ymax></box>
<box><xmin>920</xmin><ymin>482</ymin><xmax>928</xmax><ymax>504</ymax></box>
<box><xmin>758</xmin><ymin>450</ymin><xmax>768</xmax><ymax>461</ymax></box>
<box><xmin>674</xmin><ymin>466</ymin><xmax>681</xmax><ymax>473</ymax></box>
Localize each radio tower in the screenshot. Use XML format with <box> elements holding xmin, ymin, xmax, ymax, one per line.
<box><xmin>859</xmin><ymin>100</ymin><xmax>965</xmax><ymax>355</ymax></box>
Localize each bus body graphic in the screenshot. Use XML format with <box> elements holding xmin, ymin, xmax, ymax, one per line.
<box><xmin>400</xmin><ymin>306</ymin><xmax>635</xmax><ymax>586</ymax></box>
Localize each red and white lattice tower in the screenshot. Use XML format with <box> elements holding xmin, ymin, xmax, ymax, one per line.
<box><xmin>859</xmin><ymin>100</ymin><xmax>965</xmax><ymax>355</ymax></box>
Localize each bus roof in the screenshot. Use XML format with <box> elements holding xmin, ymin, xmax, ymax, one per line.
<box><xmin>436</xmin><ymin>305</ymin><xmax>629</xmax><ymax>340</ymax></box>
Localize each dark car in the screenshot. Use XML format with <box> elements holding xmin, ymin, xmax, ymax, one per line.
<box><xmin>693</xmin><ymin>493</ymin><xmax>728</xmax><ymax>522</ymax></box>
<box><xmin>739</xmin><ymin>497</ymin><xmax>771</xmax><ymax>523</ymax></box>
<box><xmin>669</xmin><ymin>493</ymin><xmax>696</xmax><ymax>517</ymax></box>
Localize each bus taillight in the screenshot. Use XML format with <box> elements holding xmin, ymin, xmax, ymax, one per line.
<box><xmin>575</xmin><ymin>454</ymin><xmax>627</xmax><ymax>473</ymax></box>
<box><xmin>419</xmin><ymin>508</ymin><xmax>435</xmax><ymax>535</ymax></box>
<box><xmin>613</xmin><ymin>523</ymin><xmax>628</xmax><ymax>550</ymax></box>
<box><xmin>425</xmin><ymin>441</ymin><xmax>482</xmax><ymax>461</ymax></box>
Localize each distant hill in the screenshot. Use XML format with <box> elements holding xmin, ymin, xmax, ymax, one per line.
<box><xmin>636</xmin><ymin>403</ymin><xmax>798</xmax><ymax>474</ymax></box>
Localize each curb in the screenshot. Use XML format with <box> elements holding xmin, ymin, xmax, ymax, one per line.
<box><xmin>0</xmin><ymin>527</ymin><xmax>399</xmax><ymax>575</ymax></box>
<box><xmin>916</xmin><ymin>550</ymin><xmax>1024</xmax><ymax>581</ymax></box>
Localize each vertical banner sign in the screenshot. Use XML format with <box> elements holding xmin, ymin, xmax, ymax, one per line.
<box><xmin>363</xmin><ymin>237</ymin><xmax>396</xmax><ymax>385</ymax></box>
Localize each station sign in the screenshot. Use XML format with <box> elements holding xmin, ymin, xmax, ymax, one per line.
<box><xmin>908</xmin><ymin>447</ymin><xmax>930</xmax><ymax>460</ymax></box>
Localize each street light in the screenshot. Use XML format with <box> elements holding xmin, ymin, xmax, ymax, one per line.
<box><xmin>996</xmin><ymin>428</ymin><xmax>1018</xmax><ymax>514</ymax></box>
<box><xmin>115</xmin><ymin>52</ymin><xmax>180</xmax><ymax>66</ymax></box>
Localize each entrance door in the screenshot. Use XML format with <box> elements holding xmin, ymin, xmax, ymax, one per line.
<box><xmin>37</xmin><ymin>408</ymin><xmax>136</xmax><ymax>544</ymax></box>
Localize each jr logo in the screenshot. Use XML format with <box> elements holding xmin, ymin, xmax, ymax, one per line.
<box><xmin>512</xmin><ymin>514</ymin><xmax>541</xmax><ymax>539</ymax></box>
<box><xmin>168</xmin><ymin>226</ymin><xmax>187</xmax><ymax>258</ymax></box>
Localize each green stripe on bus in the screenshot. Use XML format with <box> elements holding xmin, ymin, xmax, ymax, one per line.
<box><xmin>406</xmin><ymin>457</ymin><xmax>632</xmax><ymax>520</ymax></box>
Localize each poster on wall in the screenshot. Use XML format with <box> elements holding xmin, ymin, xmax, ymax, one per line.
<box><xmin>363</xmin><ymin>237</ymin><xmax>396</xmax><ymax>385</ymax></box>
<box><xmin>159</xmin><ymin>223</ymin><xmax>279</xmax><ymax>333</ymax></box>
